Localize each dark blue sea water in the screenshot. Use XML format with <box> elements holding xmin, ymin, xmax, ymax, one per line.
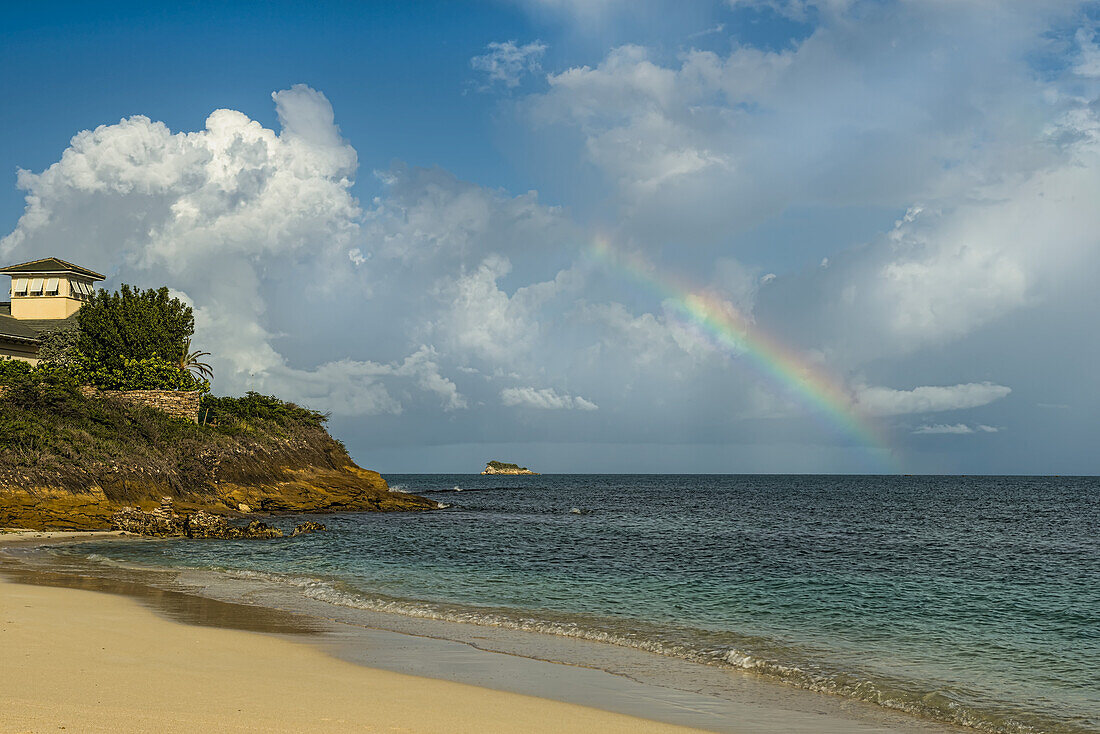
<box><xmin>58</xmin><ymin>475</ymin><xmax>1099</xmax><ymax>733</ymax></box>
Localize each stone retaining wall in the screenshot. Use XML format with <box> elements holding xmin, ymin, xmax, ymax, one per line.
<box><xmin>80</xmin><ymin>388</ymin><xmax>203</xmax><ymax>422</ymax></box>
<box><xmin>0</xmin><ymin>385</ymin><xmax>202</xmax><ymax>423</ymax></box>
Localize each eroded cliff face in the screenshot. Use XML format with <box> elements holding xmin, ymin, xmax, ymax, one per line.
<box><xmin>0</xmin><ymin>425</ymin><xmax>435</xmax><ymax>531</ymax></box>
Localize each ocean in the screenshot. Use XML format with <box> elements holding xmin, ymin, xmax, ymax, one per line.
<box><xmin>42</xmin><ymin>474</ymin><xmax>1100</xmax><ymax>733</ymax></box>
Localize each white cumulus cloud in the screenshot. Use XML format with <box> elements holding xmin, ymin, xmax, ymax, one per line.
<box><xmin>501</xmin><ymin>386</ymin><xmax>598</xmax><ymax>410</ymax></box>
<box><xmin>857</xmin><ymin>382</ymin><xmax>1012</xmax><ymax>417</ymax></box>
<box><xmin>913</xmin><ymin>423</ymin><xmax>973</xmax><ymax>435</ymax></box>
<box><xmin>430</xmin><ymin>255</ymin><xmax>581</xmax><ymax>367</ymax></box>
<box><xmin>0</xmin><ymin>85</ymin><xmax>464</xmax><ymax>416</ymax></box>
<box><xmin>913</xmin><ymin>423</ymin><xmax>1001</xmax><ymax>435</ymax></box>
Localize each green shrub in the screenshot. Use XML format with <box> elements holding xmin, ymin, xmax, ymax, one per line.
<box><xmin>0</xmin><ymin>358</ymin><xmax>34</xmax><ymax>386</ymax></box>
<box><xmin>1</xmin><ymin>355</ymin><xmax>207</xmax><ymax>395</ymax></box>
<box><xmin>0</xmin><ymin>364</ymin><xmax>84</xmax><ymax>423</ymax></box>
<box><xmin>201</xmin><ymin>392</ymin><xmax>327</xmax><ymax>429</ymax></box>
<box><xmin>1</xmin><ymin>375</ymin><xmax>331</xmax><ymax>478</ymax></box>
<box><xmin>71</xmin><ymin>354</ymin><xmax>209</xmax><ymax>392</ymax></box>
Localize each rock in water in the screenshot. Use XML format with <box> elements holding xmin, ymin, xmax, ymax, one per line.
<box><xmin>242</xmin><ymin>520</ymin><xmax>283</xmax><ymax>539</ymax></box>
<box><xmin>111</xmin><ymin>498</ymin><xmax>285</xmax><ymax>539</ymax></box>
<box><xmin>111</xmin><ymin>502</ymin><xmax>185</xmax><ymax>536</ymax></box>
<box><xmin>291</xmin><ymin>521</ymin><xmax>326</xmax><ymax>536</ymax></box>
<box><xmin>184</xmin><ymin>510</ymin><xmax>231</xmax><ymax>538</ymax></box>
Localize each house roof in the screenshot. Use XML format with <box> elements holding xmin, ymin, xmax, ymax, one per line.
<box><xmin>20</xmin><ymin>313</ymin><xmax>80</xmax><ymax>335</ymax></box>
<box><xmin>0</xmin><ymin>257</ymin><xmax>105</xmax><ymax>280</ymax></box>
<box><xmin>0</xmin><ymin>313</ymin><xmax>41</xmax><ymax>343</ymax></box>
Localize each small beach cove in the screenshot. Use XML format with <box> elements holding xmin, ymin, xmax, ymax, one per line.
<box><xmin>3</xmin><ymin>473</ymin><xmax>1096</xmax><ymax>734</ymax></box>
<box><xmin>0</xmin><ymin>561</ymin><xmax>696</xmax><ymax>734</ymax></box>
<box><xmin>0</xmin><ymin>529</ymin><xmax>968</xmax><ymax>734</ymax></box>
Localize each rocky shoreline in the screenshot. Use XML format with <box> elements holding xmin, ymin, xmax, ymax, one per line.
<box><xmin>110</xmin><ymin>497</ymin><xmax>326</xmax><ymax>539</ymax></box>
<box><xmin>0</xmin><ymin>463</ymin><xmax>438</xmax><ymax>532</ymax></box>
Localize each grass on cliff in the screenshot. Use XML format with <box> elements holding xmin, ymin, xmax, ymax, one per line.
<box><xmin>0</xmin><ymin>369</ymin><xmax>346</xmax><ymax>499</ymax></box>
<box><xmin>200</xmin><ymin>391</ymin><xmax>327</xmax><ymax>432</ymax></box>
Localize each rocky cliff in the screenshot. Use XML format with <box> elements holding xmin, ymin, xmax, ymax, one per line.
<box><xmin>0</xmin><ymin>386</ymin><xmax>435</xmax><ymax>530</ymax></box>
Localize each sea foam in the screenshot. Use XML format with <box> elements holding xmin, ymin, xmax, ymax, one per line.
<box><xmin>209</xmin><ymin>567</ymin><xmax>1046</xmax><ymax>734</ymax></box>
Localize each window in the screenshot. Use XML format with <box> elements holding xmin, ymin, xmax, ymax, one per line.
<box><xmin>45</xmin><ymin>277</ymin><xmax>59</xmax><ymax>295</ymax></box>
<box><xmin>29</xmin><ymin>278</ymin><xmax>44</xmax><ymax>295</ymax></box>
<box><xmin>11</xmin><ymin>278</ymin><xmax>27</xmax><ymax>295</ymax></box>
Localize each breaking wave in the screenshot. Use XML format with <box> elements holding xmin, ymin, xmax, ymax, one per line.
<box><xmin>216</xmin><ymin>568</ymin><xmax>1064</xmax><ymax>734</ymax></box>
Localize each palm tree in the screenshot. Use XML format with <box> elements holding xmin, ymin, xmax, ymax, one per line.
<box><xmin>178</xmin><ymin>338</ymin><xmax>213</xmax><ymax>382</ymax></box>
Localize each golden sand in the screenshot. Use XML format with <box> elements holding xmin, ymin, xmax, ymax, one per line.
<box><xmin>0</xmin><ymin>574</ymin><xmax>707</xmax><ymax>733</ymax></box>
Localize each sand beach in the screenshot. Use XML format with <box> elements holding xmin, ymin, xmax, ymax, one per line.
<box><xmin>0</xmin><ymin>529</ymin><xmax>974</xmax><ymax>734</ymax></box>
<box><xmin>0</xmin><ymin>560</ymin><xmax>699</xmax><ymax>734</ymax></box>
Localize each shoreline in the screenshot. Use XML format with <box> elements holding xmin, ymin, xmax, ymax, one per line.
<box><xmin>0</xmin><ymin>530</ymin><xmax>707</xmax><ymax>734</ymax></box>
<box><xmin>0</xmin><ymin>576</ymin><xmax>707</xmax><ymax>733</ymax></box>
<box><xmin>0</xmin><ymin>530</ymin><xmax>968</xmax><ymax>734</ymax></box>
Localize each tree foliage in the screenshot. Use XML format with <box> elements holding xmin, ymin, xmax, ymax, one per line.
<box><xmin>1</xmin><ymin>281</ymin><xmax>210</xmax><ymax>392</ymax></box>
<box><xmin>178</xmin><ymin>338</ymin><xmax>214</xmax><ymax>381</ymax></box>
<box><xmin>36</xmin><ymin>326</ymin><xmax>81</xmax><ymax>367</ymax></box>
<box><xmin>76</xmin><ymin>285</ymin><xmax>195</xmax><ymax>372</ymax></box>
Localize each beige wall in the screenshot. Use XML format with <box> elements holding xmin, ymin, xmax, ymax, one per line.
<box><xmin>0</xmin><ymin>345</ymin><xmax>39</xmax><ymax>365</ymax></box>
<box><xmin>9</xmin><ymin>296</ymin><xmax>82</xmax><ymax>320</ymax></box>
<box><xmin>8</xmin><ymin>274</ymin><xmax>92</xmax><ymax>320</ymax></box>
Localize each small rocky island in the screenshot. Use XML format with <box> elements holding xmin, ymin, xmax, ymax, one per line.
<box><xmin>481</xmin><ymin>461</ymin><xmax>539</xmax><ymax>475</ymax></box>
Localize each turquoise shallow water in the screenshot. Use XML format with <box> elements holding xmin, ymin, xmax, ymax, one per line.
<box><xmin>58</xmin><ymin>475</ymin><xmax>1099</xmax><ymax>733</ymax></box>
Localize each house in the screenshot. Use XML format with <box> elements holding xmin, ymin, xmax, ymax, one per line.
<box><xmin>0</xmin><ymin>258</ymin><xmax>104</xmax><ymax>364</ymax></box>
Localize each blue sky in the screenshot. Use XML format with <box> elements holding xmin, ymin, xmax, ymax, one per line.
<box><xmin>2</xmin><ymin>1</ymin><xmax>1099</xmax><ymax>473</ymax></box>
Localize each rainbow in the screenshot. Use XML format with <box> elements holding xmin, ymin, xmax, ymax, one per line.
<box><xmin>589</xmin><ymin>238</ymin><xmax>896</xmax><ymax>471</ymax></box>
